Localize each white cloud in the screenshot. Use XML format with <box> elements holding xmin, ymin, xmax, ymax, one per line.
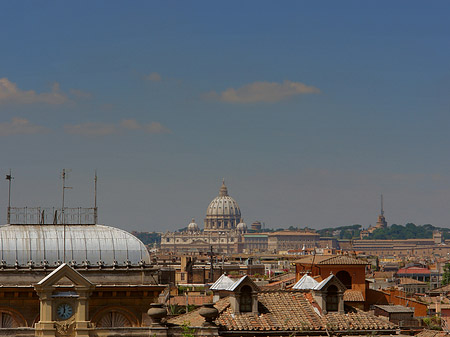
<box><xmin>143</xmin><ymin>121</ymin><xmax>171</xmax><ymax>134</ymax></box>
<box><xmin>146</xmin><ymin>72</ymin><xmax>162</xmax><ymax>82</ymax></box>
<box><xmin>0</xmin><ymin>117</ymin><xmax>48</xmax><ymax>136</ymax></box>
<box><xmin>65</xmin><ymin>119</ymin><xmax>171</xmax><ymax>136</ymax></box>
<box><xmin>69</xmin><ymin>89</ymin><xmax>92</xmax><ymax>99</ymax></box>
<box><xmin>0</xmin><ymin>78</ymin><xmax>68</xmax><ymax>105</ymax></box>
<box><xmin>206</xmin><ymin>80</ymin><xmax>320</xmax><ymax>103</ymax></box>
<box><xmin>120</xmin><ymin>119</ymin><xmax>141</xmax><ymax>130</ymax></box>
<box><xmin>64</xmin><ymin>122</ymin><xmax>117</xmax><ymax>136</ymax></box>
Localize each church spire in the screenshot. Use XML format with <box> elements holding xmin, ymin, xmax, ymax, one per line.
<box><xmin>219</xmin><ymin>179</ymin><xmax>228</xmax><ymax>196</ymax></box>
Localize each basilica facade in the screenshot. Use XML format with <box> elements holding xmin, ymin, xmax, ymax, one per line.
<box><xmin>160</xmin><ymin>181</ymin><xmax>248</xmax><ymax>254</ymax></box>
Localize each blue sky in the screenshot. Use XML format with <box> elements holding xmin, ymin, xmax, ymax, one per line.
<box><xmin>0</xmin><ymin>2</ymin><xmax>449</xmax><ymax>231</ymax></box>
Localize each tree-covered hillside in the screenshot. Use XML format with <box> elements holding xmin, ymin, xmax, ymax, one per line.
<box><xmin>367</xmin><ymin>223</ymin><xmax>450</xmax><ymax>240</ymax></box>
<box><xmin>317</xmin><ymin>224</ymin><xmax>362</xmax><ymax>239</ymax></box>
<box><xmin>317</xmin><ymin>223</ymin><xmax>450</xmax><ymax>240</ymax></box>
<box><xmin>130</xmin><ymin>231</ymin><xmax>161</xmax><ymax>245</ymax></box>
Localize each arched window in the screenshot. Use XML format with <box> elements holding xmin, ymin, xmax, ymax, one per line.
<box><xmin>97</xmin><ymin>311</ymin><xmax>132</xmax><ymax>327</ymax></box>
<box><xmin>336</xmin><ymin>270</ymin><xmax>352</xmax><ymax>289</ymax></box>
<box><xmin>240</xmin><ymin>285</ymin><xmax>252</xmax><ymax>313</ymax></box>
<box><xmin>0</xmin><ymin>309</ymin><xmax>26</xmax><ymax>328</ymax></box>
<box><xmin>326</xmin><ymin>285</ymin><xmax>339</xmax><ymax>312</ymax></box>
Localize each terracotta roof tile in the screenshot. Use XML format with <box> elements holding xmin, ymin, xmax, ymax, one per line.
<box><xmin>343</xmin><ymin>290</ymin><xmax>364</xmax><ymax>302</ymax></box>
<box><xmin>416</xmin><ymin>330</ymin><xmax>450</xmax><ymax>337</ymax></box>
<box><xmin>294</xmin><ymin>255</ymin><xmax>368</xmax><ymax>265</ymax></box>
<box><xmin>399</xmin><ymin>277</ymin><xmax>427</xmax><ymax>285</ymax></box>
<box><xmin>168</xmin><ymin>291</ymin><xmax>395</xmax><ymax>332</ymax></box>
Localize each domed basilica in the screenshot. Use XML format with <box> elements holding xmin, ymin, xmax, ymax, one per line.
<box><xmin>161</xmin><ymin>180</ymin><xmax>248</xmax><ymax>254</ymax></box>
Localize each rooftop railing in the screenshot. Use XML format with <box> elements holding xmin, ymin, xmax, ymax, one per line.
<box><xmin>7</xmin><ymin>207</ymin><xmax>97</xmax><ymax>225</ymax></box>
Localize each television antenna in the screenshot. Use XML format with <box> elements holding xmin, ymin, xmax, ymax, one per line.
<box><xmin>5</xmin><ymin>169</ymin><xmax>13</xmax><ymax>224</ymax></box>
<box><xmin>61</xmin><ymin>169</ymin><xmax>72</xmax><ymax>263</ymax></box>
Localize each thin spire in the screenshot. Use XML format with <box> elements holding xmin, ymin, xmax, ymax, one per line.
<box><xmin>381</xmin><ymin>194</ymin><xmax>384</xmax><ymax>216</ymax></box>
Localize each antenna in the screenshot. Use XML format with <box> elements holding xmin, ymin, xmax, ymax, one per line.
<box><xmin>5</xmin><ymin>170</ymin><xmax>13</xmax><ymax>224</ymax></box>
<box><xmin>381</xmin><ymin>194</ymin><xmax>384</xmax><ymax>216</ymax></box>
<box><xmin>61</xmin><ymin>169</ymin><xmax>73</xmax><ymax>263</ymax></box>
<box><xmin>94</xmin><ymin>170</ymin><xmax>98</xmax><ymax>224</ymax></box>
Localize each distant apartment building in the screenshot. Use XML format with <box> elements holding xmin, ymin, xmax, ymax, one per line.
<box><xmin>349</xmin><ymin>231</ymin><xmax>449</xmax><ymax>258</ymax></box>
<box><xmin>268</xmin><ymin>231</ymin><xmax>320</xmax><ymax>253</ymax></box>
<box><xmin>241</xmin><ymin>233</ymin><xmax>268</xmax><ymax>253</ymax></box>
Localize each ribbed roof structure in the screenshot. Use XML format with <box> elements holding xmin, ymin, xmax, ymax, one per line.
<box><xmin>209</xmin><ymin>274</ymin><xmax>236</xmax><ymax>290</ymax></box>
<box><xmin>292</xmin><ymin>274</ymin><xmax>319</xmax><ymax>290</ymax></box>
<box><xmin>0</xmin><ymin>224</ymin><xmax>150</xmax><ymax>267</ymax></box>
<box><xmin>206</xmin><ymin>181</ymin><xmax>241</xmax><ymax>218</ymax></box>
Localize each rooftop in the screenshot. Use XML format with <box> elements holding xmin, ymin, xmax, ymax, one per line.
<box><xmin>169</xmin><ymin>291</ymin><xmax>396</xmax><ymax>331</ymax></box>
<box><xmin>268</xmin><ymin>231</ymin><xmax>320</xmax><ymax>237</ymax></box>
<box><xmin>294</xmin><ymin>255</ymin><xmax>368</xmax><ymax>265</ymax></box>
<box><xmin>374</xmin><ymin>305</ymin><xmax>415</xmax><ymax>313</ymax></box>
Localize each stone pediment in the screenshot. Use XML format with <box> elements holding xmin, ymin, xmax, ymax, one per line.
<box><xmin>35</xmin><ymin>263</ymin><xmax>94</xmax><ymax>292</ymax></box>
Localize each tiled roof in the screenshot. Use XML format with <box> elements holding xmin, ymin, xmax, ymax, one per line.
<box><xmin>294</xmin><ymin>255</ymin><xmax>368</xmax><ymax>265</ymax></box>
<box><xmin>420</xmin><ymin>296</ymin><xmax>450</xmax><ymax>304</ymax></box>
<box><xmin>319</xmin><ymin>255</ymin><xmax>368</xmax><ymax>265</ymax></box>
<box><xmin>397</xmin><ymin>267</ymin><xmax>430</xmax><ymax>274</ymax></box>
<box><xmin>399</xmin><ymin>277</ymin><xmax>427</xmax><ymax>285</ymax></box>
<box><xmin>168</xmin><ymin>291</ymin><xmax>395</xmax><ymax>332</ymax></box>
<box><xmin>373</xmin><ymin>271</ymin><xmax>395</xmax><ymax>279</ymax></box>
<box><xmin>261</xmin><ymin>276</ymin><xmax>296</xmax><ymax>291</ymax></box>
<box><xmin>343</xmin><ymin>290</ymin><xmax>364</xmax><ymax>302</ymax></box>
<box><xmin>374</xmin><ymin>305</ymin><xmax>415</xmax><ymax>313</ymax></box>
<box><xmin>430</xmin><ymin>284</ymin><xmax>450</xmax><ymax>294</ymax></box>
<box><xmin>416</xmin><ymin>330</ymin><xmax>450</xmax><ymax>337</ymax></box>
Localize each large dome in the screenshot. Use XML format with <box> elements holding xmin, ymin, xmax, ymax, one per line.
<box><xmin>0</xmin><ymin>224</ymin><xmax>150</xmax><ymax>267</ymax></box>
<box><xmin>204</xmin><ymin>180</ymin><xmax>241</xmax><ymax>231</ymax></box>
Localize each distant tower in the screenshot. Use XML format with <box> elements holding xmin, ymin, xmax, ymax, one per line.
<box><xmin>375</xmin><ymin>194</ymin><xmax>387</xmax><ymax>229</ymax></box>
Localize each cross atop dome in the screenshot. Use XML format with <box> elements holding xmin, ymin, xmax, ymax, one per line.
<box><xmin>219</xmin><ymin>179</ymin><xmax>228</xmax><ymax>196</ymax></box>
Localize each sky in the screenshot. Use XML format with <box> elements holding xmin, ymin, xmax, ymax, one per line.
<box><xmin>0</xmin><ymin>1</ymin><xmax>449</xmax><ymax>232</ymax></box>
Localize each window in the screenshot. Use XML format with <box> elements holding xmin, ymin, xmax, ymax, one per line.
<box><xmin>336</xmin><ymin>270</ymin><xmax>352</xmax><ymax>289</ymax></box>
<box><xmin>326</xmin><ymin>285</ymin><xmax>339</xmax><ymax>312</ymax></box>
<box><xmin>240</xmin><ymin>285</ymin><xmax>253</xmax><ymax>312</ymax></box>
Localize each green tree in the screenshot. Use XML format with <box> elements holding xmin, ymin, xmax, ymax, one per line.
<box><xmin>442</xmin><ymin>263</ymin><xmax>450</xmax><ymax>286</ymax></box>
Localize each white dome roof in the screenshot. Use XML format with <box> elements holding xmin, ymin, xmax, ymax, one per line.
<box><xmin>206</xmin><ymin>181</ymin><xmax>241</xmax><ymax>218</ymax></box>
<box><xmin>187</xmin><ymin>218</ymin><xmax>199</xmax><ymax>231</ymax></box>
<box><xmin>0</xmin><ymin>224</ymin><xmax>150</xmax><ymax>267</ymax></box>
<box><xmin>237</xmin><ymin>221</ymin><xmax>247</xmax><ymax>230</ymax></box>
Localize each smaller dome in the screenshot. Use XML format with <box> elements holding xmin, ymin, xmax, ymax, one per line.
<box><xmin>237</xmin><ymin>220</ymin><xmax>247</xmax><ymax>232</ymax></box>
<box><xmin>188</xmin><ymin>218</ymin><xmax>199</xmax><ymax>231</ymax></box>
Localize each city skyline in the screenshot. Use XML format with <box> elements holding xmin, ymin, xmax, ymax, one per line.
<box><xmin>1</xmin><ymin>2</ymin><xmax>450</xmax><ymax>231</ymax></box>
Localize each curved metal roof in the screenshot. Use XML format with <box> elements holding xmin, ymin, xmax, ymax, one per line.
<box><xmin>0</xmin><ymin>224</ymin><xmax>150</xmax><ymax>267</ymax></box>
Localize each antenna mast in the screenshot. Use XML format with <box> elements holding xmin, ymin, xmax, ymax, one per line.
<box><xmin>94</xmin><ymin>170</ymin><xmax>98</xmax><ymax>224</ymax></box>
<box><xmin>61</xmin><ymin>169</ymin><xmax>72</xmax><ymax>263</ymax></box>
<box><xmin>5</xmin><ymin>170</ymin><xmax>13</xmax><ymax>224</ymax></box>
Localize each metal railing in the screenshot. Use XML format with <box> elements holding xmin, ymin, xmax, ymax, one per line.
<box><xmin>7</xmin><ymin>207</ymin><xmax>97</xmax><ymax>225</ymax></box>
